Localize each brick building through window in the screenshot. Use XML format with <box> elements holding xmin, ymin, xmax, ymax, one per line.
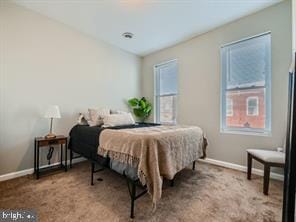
<box><xmin>226</xmin><ymin>88</ymin><xmax>265</xmax><ymax>129</ymax></box>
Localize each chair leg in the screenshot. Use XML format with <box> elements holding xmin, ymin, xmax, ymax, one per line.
<box><xmin>247</xmin><ymin>153</ymin><xmax>252</xmax><ymax>180</ymax></box>
<box><xmin>263</xmin><ymin>164</ymin><xmax>270</xmax><ymax>195</ymax></box>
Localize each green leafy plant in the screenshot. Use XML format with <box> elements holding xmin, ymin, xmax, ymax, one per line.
<box><xmin>128</xmin><ymin>97</ymin><xmax>152</xmax><ymax>122</ymax></box>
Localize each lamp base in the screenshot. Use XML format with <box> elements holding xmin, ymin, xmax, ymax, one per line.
<box><xmin>45</xmin><ymin>133</ymin><xmax>56</xmax><ymax>139</ymax></box>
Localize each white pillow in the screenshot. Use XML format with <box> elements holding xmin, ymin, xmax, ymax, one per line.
<box><xmin>110</xmin><ymin>109</ymin><xmax>128</xmax><ymax>115</ymax></box>
<box><xmin>103</xmin><ymin>113</ymin><xmax>135</xmax><ymax>127</ymax></box>
<box><xmin>77</xmin><ymin>112</ymin><xmax>90</xmax><ymax>125</ymax></box>
<box><xmin>88</xmin><ymin>108</ymin><xmax>110</xmax><ymax>127</ymax></box>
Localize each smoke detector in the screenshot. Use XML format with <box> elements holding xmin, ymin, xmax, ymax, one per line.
<box><xmin>122</xmin><ymin>32</ymin><xmax>134</xmax><ymax>39</ymax></box>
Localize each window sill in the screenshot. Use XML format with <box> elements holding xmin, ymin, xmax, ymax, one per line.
<box><xmin>160</xmin><ymin>122</ymin><xmax>177</xmax><ymax>125</ymax></box>
<box><xmin>220</xmin><ymin>129</ymin><xmax>272</xmax><ymax>137</ymax></box>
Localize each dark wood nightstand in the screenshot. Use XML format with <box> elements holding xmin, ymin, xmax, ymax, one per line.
<box><xmin>34</xmin><ymin>135</ymin><xmax>68</xmax><ymax>179</ymax></box>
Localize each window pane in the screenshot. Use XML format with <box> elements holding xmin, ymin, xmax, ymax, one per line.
<box><xmin>155</xmin><ymin>60</ymin><xmax>178</xmax><ymax>124</ymax></box>
<box><xmin>248</xmin><ymin>99</ymin><xmax>257</xmax><ymax>107</ymax></box>
<box><xmin>159</xmin><ymin>95</ymin><xmax>176</xmax><ymax>123</ymax></box>
<box><xmin>159</xmin><ymin>63</ymin><xmax>178</xmax><ymax>95</ymax></box>
<box><xmin>227</xmin><ymin>34</ymin><xmax>270</xmax><ymax>88</ymax></box>
<box><xmin>226</xmin><ymin>88</ymin><xmax>265</xmax><ymax>130</ymax></box>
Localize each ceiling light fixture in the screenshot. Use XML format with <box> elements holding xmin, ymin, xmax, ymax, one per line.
<box><xmin>122</xmin><ymin>32</ymin><xmax>134</xmax><ymax>39</ymax></box>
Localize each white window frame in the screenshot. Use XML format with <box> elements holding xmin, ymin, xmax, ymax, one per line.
<box><xmin>226</xmin><ymin>98</ymin><xmax>233</xmax><ymax>117</ymax></box>
<box><xmin>246</xmin><ymin>96</ymin><xmax>259</xmax><ymax>116</ymax></box>
<box><xmin>154</xmin><ymin>59</ymin><xmax>178</xmax><ymax>124</ymax></box>
<box><xmin>220</xmin><ymin>32</ymin><xmax>272</xmax><ymax>136</ymax></box>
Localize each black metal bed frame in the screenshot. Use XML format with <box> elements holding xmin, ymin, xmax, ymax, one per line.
<box><xmin>69</xmin><ymin>148</ymin><xmax>196</xmax><ymax>218</ymax></box>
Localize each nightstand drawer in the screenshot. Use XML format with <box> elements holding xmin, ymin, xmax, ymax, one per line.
<box><xmin>38</xmin><ymin>138</ymin><xmax>66</xmax><ymax>147</ymax></box>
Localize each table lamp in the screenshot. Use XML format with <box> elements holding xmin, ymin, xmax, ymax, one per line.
<box><xmin>44</xmin><ymin>105</ymin><xmax>61</xmax><ymax>138</ymax></box>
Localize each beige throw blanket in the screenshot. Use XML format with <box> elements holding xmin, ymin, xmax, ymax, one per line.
<box><xmin>98</xmin><ymin>125</ymin><xmax>207</xmax><ymax>204</ymax></box>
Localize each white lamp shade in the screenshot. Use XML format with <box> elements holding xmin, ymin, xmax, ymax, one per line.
<box><xmin>44</xmin><ymin>105</ymin><xmax>61</xmax><ymax>119</ymax></box>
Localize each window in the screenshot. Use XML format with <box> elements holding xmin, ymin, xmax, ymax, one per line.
<box><xmin>226</xmin><ymin>98</ymin><xmax>233</xmax><ymax>116</ymax></box>
<box><xmin>247</xmin><ymin>97</ymin><xmax>259</xmax><ymax>116</ymax></box>
<box><xmin>154</xmin><ymin>60</ymin><xmax>178</xmax><ymax>124</ymax></box>
<box><xmin>221</xmin><ymin>32</ymin><xmax>271</xmax><ymax>135</ymax></box>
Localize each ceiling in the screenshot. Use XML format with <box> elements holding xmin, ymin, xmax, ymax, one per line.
<box><xmin>14</xmin><ymin>0</ymin><xmax>282</xmax><ymax>56</ymax></box>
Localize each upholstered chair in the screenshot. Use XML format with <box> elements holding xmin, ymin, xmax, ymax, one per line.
<box><xmin>246</xmin><ymin>148</ymin><xmax>285</xmax><ymax>195</ymax></box>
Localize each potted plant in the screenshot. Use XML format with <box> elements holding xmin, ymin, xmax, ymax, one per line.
<box><xmin>128</xmin><ymin>97</ymin><xmax>152</xmax><ymax>123</ymax></box>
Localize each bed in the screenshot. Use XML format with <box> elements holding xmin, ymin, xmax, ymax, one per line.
<box><xmin>68</xmin><ymin>122</ymin><xmax>207</xmax><ymax>218</ymax></box>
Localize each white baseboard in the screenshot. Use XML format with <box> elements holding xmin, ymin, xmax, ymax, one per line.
<box><xmin>198</xmin><ymin>158</ymin><xmax>284</xmax><ymax>181</ymax></box>
<box><xmin>0</xmin><ymin>157</ymin><xmax>86</xmax><ymax>182</ymax></box>
<box><xmin>0</xmin><ymin>157</ymin><xmax>284</xmax><ymax>182</ymax></box>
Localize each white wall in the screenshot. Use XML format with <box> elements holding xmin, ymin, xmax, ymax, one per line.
<box><xmin>141</xmin><ymin>1</ymin><xmax>292</xmax><ymax>168</ymax></box>
<box><xmin>0</xmin><ymin>2</ymin><xmax>141</xmax><ymax>175</ymax></box>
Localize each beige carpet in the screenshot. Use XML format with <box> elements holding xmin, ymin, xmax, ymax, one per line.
<box><xmin>0</xmin><ymin>161</ymin><xmax>283</xmax><ymax>222</ymax></box>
